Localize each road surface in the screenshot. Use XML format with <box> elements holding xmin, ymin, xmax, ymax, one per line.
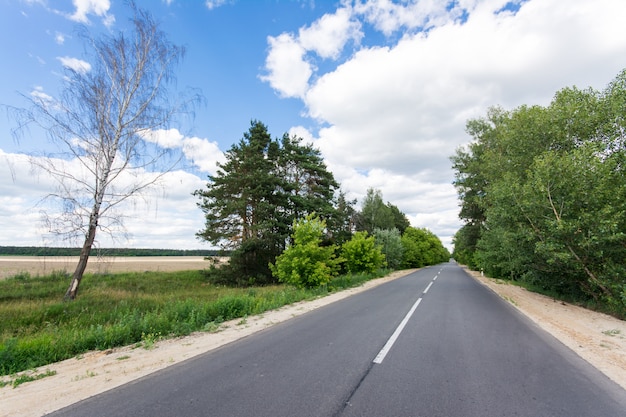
<box><xmin>46</xmin><ymin>263</ymin><xmax>626</xmax><ymax>416</ymax></box>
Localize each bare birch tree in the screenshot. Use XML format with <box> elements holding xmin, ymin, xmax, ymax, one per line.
<box><xmin>11</xmin><ymin>4</ymin><xmax>199</xmax><ymax>299</ymax></box>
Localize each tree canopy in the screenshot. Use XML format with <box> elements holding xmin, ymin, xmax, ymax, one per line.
<box><xmin>195</xmin><ymin>121</ymin><xmax>340</xmax><ymax>284</ymax></box>
<box><xmin>356</xmin><ymin>188</ymin><xmax>410</xmax><ymax>234</ymax></box>
<box><xmin>452</xmin><ymin>68</ymin><xmax>626</xmax><ymax>316</ymax></box>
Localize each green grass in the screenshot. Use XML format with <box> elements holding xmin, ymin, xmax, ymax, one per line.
<box><xmin>0</xmin><ymin>268</ymin><xmax>389</xmax><ymax>376</ymax></box>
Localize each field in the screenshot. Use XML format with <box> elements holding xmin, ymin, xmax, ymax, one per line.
<box><xmin>0</xmin><ymin>256</ymin><xmax>220</xmax><ymax>279</ymax></box>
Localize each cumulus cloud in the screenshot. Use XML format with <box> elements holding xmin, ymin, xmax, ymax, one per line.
<box><xmin>261</xmin><ymin>34</ymin><xmax>312</xmax><ymax>99</ymax></box>
<box><xmin>138</xmin><ymin>128</ymin><xmax>225</xmax><ymax>175</ymax></box>
<box><xmin>57</xmin><ymin>56</ymin><xmax>91</xmax><ymax>74</ymax></box>
<box><xmin>260</xmin><ymin>5</ymin><xmax>364</xmax><ymax>99</ymax></box>
<box><xmin>298</xmin><ymin>8</ymin><xmax>363</xmax><ymax>59</ymax></box>
<box><xmin>0</xmin><ymin>149</ymin><xmax>211</xmax><ymax>249</ymax></box>
<box><xmin>262</xmin><ymin>0</ymin><xmax>626</xmax><ymax>249</ymax></box>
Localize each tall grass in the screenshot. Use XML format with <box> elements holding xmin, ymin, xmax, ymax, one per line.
<box><xmin>0</xmin><ymin>268</ymin><xmax>389</xmax><ymax>376</ymax></box>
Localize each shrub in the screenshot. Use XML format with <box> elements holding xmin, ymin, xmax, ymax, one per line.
<box><xmin>270</xmin><ymin>214</ymin><xmax>340</xmax><ymax>288</ymax></box>
<box><xmin>341</xmin><ymin>231</ymin><xmax>386</xmax><ymax>274</ymax></box>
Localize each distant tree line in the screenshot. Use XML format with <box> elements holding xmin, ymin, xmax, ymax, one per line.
<box><xmin>0</xmin><ymin>246</ymin><xmax>220</xmax><ymax>257</ymax></box>
<box><xmin>451</xmin><ymin>68</ymin><xmax>626</xmax><ymax>317</ymax></box>
<box><xmin>195</xmin><ymin>120</ymin><xmax>449</xmax><ymax>286</ymax></box>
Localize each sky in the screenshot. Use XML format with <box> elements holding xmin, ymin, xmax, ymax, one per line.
<box><xmin>1</xmin><ymin>0</ymin><xmax>626</xmax><ymax>251</ymax></box>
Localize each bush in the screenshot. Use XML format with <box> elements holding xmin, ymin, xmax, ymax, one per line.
<box><xmin>341</xmin><ymin>231</ymin><xmax>386</xmax><ymax>274</ymax></box>
<box><xmin>270</xmin><ymin>215</ymin><xmax>340</xmax><ymax>288</ymax></box>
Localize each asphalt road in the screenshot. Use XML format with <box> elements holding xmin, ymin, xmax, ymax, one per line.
<box><xmin>46</xmin><ymin>263</ymin><xmax>626</xmax><ymax>417</ymax></box>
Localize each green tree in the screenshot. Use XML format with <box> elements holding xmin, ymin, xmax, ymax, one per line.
<box><xmin>276</xmin><ymin>134</ymin><xmax>339</xmax><ymax>241</ymax></box>
<box><xmin>270</xmin><ymin>214</ymin><xmax>339</xmax><ymax>288</ymax></box>
<box><xmin>195</xmin><ymin>121</ymin><xmax>282</xmax><ymax>284</ymax></box>
<box><xmin>387</xmin><ymin>203</ymin><xmax>411</xmax><ymax>235</ymax></box>
<box><xmin>326</xmin><ymin>190</ymin><xmax>357</xmax><ymax>246</ymax></box>
<box><xmin>452</xmin><ymin>68</ymin><xmax>626</xmax><ymax>315</ymax></box>
<box><xmin>402</xmin><ymin>227</ymin><xmax>449</xmax><ymax>268</ymax></box>
<box><xmin>195</xmin><ymin>121</ymin><xmax>341</xmax><ymax>285</ymax></box>
<box><xmin>373</xmin><ymin>228</ymin><xmax>404</xmax><ymax>270</ymax></box>
<box><xmin>341</xmin><ymin>231</ymin><xmax>386</xmax><ymax>274</ymax></box>
<box><xmin>355</xmin><ymin>188</ymin><xmax>395</xmax><ymax>233</ymax></box>
<box><xmin>451</xmin><ymin>223</ymin><xmax>481</xmax><ymax>269</ymax></box>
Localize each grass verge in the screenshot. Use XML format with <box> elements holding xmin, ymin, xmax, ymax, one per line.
<box><xmin>0</xmin><ymin>268</ymin><xmax>389</xmax><ymax>376</ymax></box>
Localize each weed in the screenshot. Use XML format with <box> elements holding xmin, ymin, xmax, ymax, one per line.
<box><xmin>141</xmin><ymin>332</ymin><xmax>160</xmax><ymax>350</ymax></box>
<box><xmin>203</xmin><ymin>321</ymin><xmax>221</xmax><ymax>333</ymax></box>
<box><xmin>504</xmin><ymin>296</ymin><xmax>518</xmax><ymax>306</ymax></box>
<box><xmin>72</xmin><ymin>370</ymin><xmax>97</xmax><ymax>381</ymax></box>
<box><xmin>602</xmin><ymin>329</ymin><xmax>621</xmax><ymax>337</ymax></box>
<box><xmin>11</xmin><ymin>369</ymin><xmax>57</xmax><ymax>388</ymax></box>
<box><xmin>116</xmin><ymin>355</ymin><xmax>130</xmax><ymax>360</ymax></box>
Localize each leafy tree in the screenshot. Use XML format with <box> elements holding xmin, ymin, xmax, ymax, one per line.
<box><xmin>195</xmin><ymin>121</ymin><xmax>340</xmax><ymax>285</ymax></box>
<box><xmin>270</xmin><ymin>214</ymin><xmax>339</xmax><ymax>288</ymax></box>
<box><xmin>387</xmin><ymin>203</ymin><xmax>411</xmax><ymax>235</ymax></box>
<box><xmin>373</xmin><ymin>228</ymin><xmax>404</xmax><ymax>270</ymax></box>
<box><xmin>452</xmin><ymin>68</ymin><xmax>626</xmax><ymax>314</ymax></box>
<box><xmin>402</xmin><ymin>227</ymin><xmax>449</xmax><ymax>268</ymax></box>
<box><xmin>451</xmin><ymin>224</ymin><xmax>480</xmax><ymax>269</ymax></box>
<box><xmin>356</xmin><ymin>188</ymin><xmax>398</xmax><ymax>235</ymax></box>
<box><xmin>341</xmin><ymin>231</ymin><xmax>386</xmax><ymax>274</ymax></box>
<box><xmin>10</xmin><ymin>4</ymin><xmax>199</xmax><ymax>299</ymax></box>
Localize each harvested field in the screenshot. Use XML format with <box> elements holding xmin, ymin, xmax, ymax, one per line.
<box><xmin>0</xmin><ymin>256</ymin><xmax>223</xmax><ymax>279</ymax></box>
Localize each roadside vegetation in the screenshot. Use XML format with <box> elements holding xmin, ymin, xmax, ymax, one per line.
<box><xmin>0</xmin><ymin>209</ymin><xmax>449</xmax><ymax>377</ymax></box>
<box><xmin>0</xmin><ymin>267</ymin><xmax>390</xmax><ymax>377</ymax></box>
<box><xmin>451</xmin><ymin>68</ymin><xmax>626</xmax><ymax>319</ymax></box>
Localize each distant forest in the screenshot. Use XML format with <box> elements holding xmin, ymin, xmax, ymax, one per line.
<box><xmin>0</xmin><ymin>246</ymin><xmax>221</xmax><ymax>257</ymax></box>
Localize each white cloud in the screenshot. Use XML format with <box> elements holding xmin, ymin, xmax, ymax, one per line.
<box><xmin>54</xmin><ymin>32</ymin><xmax>66</xmax><ymax>44</ymax></box>
<box><xmin>298</xmin><ymin>7</ymin><xmax>363</xmax><ymax>59</ymax></box>
<box><xmin>263</xmin><ymin>0</ymin><xmax>626</xmax><ymax>250</ymax></box>
<box><xmin>57</xmin><ymin>56</ymin><xmax>91</xmax><ymax>74</ymax></box>
<box><xmin>205</xmin><ymin>0</ymin><xmax>229</xmax><ymax>11</ymax></box>
<box><xmin>261</xmin><ymin>6</ymin><xmax>364</xmax><ymax>99</ymax></box>
<box><xmin>30</xmin><ymin>86</ymin><xmax>54</xmax><ymax>103</ymax></box>
<box><xmin>68</xmin><ymin>0</ymin><xmax>114</xmax><ymax>26</ymax></box>
<box><xmin>181</xmin><ymin>137</ymin><xmax>225</xmax><ymax>175</ymax></box>
<box><xmin>138</xmin><ymin>128</ymin><xmax>225</xmax><ymax>175</ymax></box>
<box><xmin>0</xmin><ymin>149</ymin><xmax>211</xmax><ymax>249</ymax></box>
<box><xmin>261</xmin><ymin>33</ymin><xmax>312</xmax><ymax>99</ymax></box>
<box><xmin>353</xmin><ymin>0</ymin><xmax>468</xmax><ymax>35</ymax></box>
<box><xmin>139</xmin><ymin>128</ymin><xmax>185</xmax><ymax>149</ymax></box>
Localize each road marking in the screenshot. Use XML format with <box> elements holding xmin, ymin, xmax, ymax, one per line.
<box><xmin>433</xmin><ymin>275</ymin><xmax>438</xmax><ymax>281</ymax></box>
<box><xmin>373</xmin><ymin>297</ymin><xmax>422</xmax><ymax>364</ymax></box>
<box><xmin>423</xmin><ymin>281</ymin><xmax>434</xmax><ymax>293</ymax></box>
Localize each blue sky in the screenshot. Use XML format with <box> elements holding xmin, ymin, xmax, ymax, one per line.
<box><xmin>1</xmin><ymin>0</ymin><xmax>626</xmax><ymax>250</ymax></box>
